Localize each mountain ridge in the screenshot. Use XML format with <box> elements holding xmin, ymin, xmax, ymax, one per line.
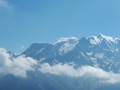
<box><xmin>22</xmin><ymin>34</ymin><xmax>120</xmax><ymax>73</ymax></box>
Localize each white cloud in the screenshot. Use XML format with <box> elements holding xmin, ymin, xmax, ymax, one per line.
<box><xmin>0</xmin><ymin>48</ymin><xmax>37</xmax><ymax>78</ymax></box>
<box><xmin>0</xmin><ymin>0</ymin><xmax>13</xmax><ymax>10</ymax></box>
<box><xmin>0</xmin><ymin>47</ymin><xmax>120</xmax><ymax>84</ymax></box>
<box><xmin>39</xmin><ymin>63</ymin><xmax>120</xmax><ymax>84</ymax></box>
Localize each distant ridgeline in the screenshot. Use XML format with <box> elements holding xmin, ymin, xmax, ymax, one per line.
<box><xmin>22</xmin><ymin>34</ymin><xmax>120</xmax><ymax>73</ymax></box>
<box><xmin>0</xmin><ymin>34</ymin><xmax>120</xmax><ymax>90</ymax></box>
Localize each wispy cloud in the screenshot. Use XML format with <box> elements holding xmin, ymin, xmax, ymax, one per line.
<box><xmin>0</xmin><ymin>0</ymin><xmax>13</xmax><ymax>10</ymax></box>
<box><xmin>39</xmin><ymin>63</ymin><xmax>120</xmax><ymax>84</ymax></box>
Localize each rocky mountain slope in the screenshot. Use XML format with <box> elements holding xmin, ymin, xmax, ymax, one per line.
<box><xmin>22</xmin><ymin>34</ymin><xmax>120</xmax><ymax>73</ymax></box>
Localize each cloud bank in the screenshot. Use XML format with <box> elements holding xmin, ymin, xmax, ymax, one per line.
<box><xmin>0</xmin><ymin>0</ymin><xmax>13</xmax><ymax>9</ymax></box>
<box><xmin>39</xmin><ymin>63</ymin><xmax>120</xmax><ymax>84</ymax></box>
<box><xmin>0</xmin><ymin>48</ymin><xmax>120</xmax><ymax>84</ymax></box>
<box><xmin>0</xmin><ymin>48</ymin><xmax>37</xmax><ymax>77</ymax></box>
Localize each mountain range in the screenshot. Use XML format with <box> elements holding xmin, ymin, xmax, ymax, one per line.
<box><xmin>22</xmin><ymin>33</ymin><xmax>120</xmax><ymax>73</ymax></box>
<box><xmin>0</xmin><ymin>34</ymin><xmax>120</xmax><ymax>90</ymax></box>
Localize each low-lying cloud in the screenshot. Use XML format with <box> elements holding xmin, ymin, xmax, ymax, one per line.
<box><xmin>0</xmin><ymin>48</ymin><xmax>37</xmax><ymax>77</ymax></box>
<box><xmin>0</xmin><ymin>48</ymin><xmax>120</xmax><ymax>84</ymax></box>
<box><xmin>39</xmin><ymin>63</ymin><xmax>120</xmax><ymax>84</ymax></box>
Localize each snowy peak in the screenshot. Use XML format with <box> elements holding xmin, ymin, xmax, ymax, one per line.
<box><xmin>23</xmin><ymin>34</ymin><xmax>120</xmax><ymax>58</ymax></box>
<box><xmin>97</xmin><ymin>33</ymin><xmax>116</xmax><ymax>43</ymax></box>
<box><xmin>52</xmin><ymin>37</ymin><xmax>79</xmax><ymax>55</ymax></box>
<box><xmin>52</xmin><ymin>37</ymin><xmax>78</xmax><ymax>45</ymax></box>
<box><xmin>22</xmin><ymin>34</ymin><xmax>120</xmax><ymax>73</ymax></box>
<box><xmin>88</xmin><ymin>34</ymin><xmax>117</xmax><ymax>45</ymax></box>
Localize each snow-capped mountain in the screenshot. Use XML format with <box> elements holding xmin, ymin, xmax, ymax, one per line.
<box><xmin>22</xmin><ymin>34</ymin><xmax>120</xmax><ymax>73</ymax></box>
<box><xmin>1</xmin><ymin>34</ymin><xmax>120</xmax><ymax>90</ymax></box>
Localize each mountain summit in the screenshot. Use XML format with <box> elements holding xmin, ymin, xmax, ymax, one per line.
<box><xmin>0</xmin><ymin>34</ymin><xmax>120</xmax><ymax>90</ymax></box>
<box><xmin>22</xmin><ymin>34</ymin><xmax>120</xmax><ymax>73</ymax></box>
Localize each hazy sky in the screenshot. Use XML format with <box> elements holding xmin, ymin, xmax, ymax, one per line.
<box><xmin>0</xmin><ymin>0</ymin><xmax>120</xmax><ymax>53</ymax></box>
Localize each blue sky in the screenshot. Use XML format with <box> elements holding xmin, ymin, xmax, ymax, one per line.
<box><xmin>0</xmin><ymin>0</ymin><xmax>120</xmax><ymax>53</ymax></box>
